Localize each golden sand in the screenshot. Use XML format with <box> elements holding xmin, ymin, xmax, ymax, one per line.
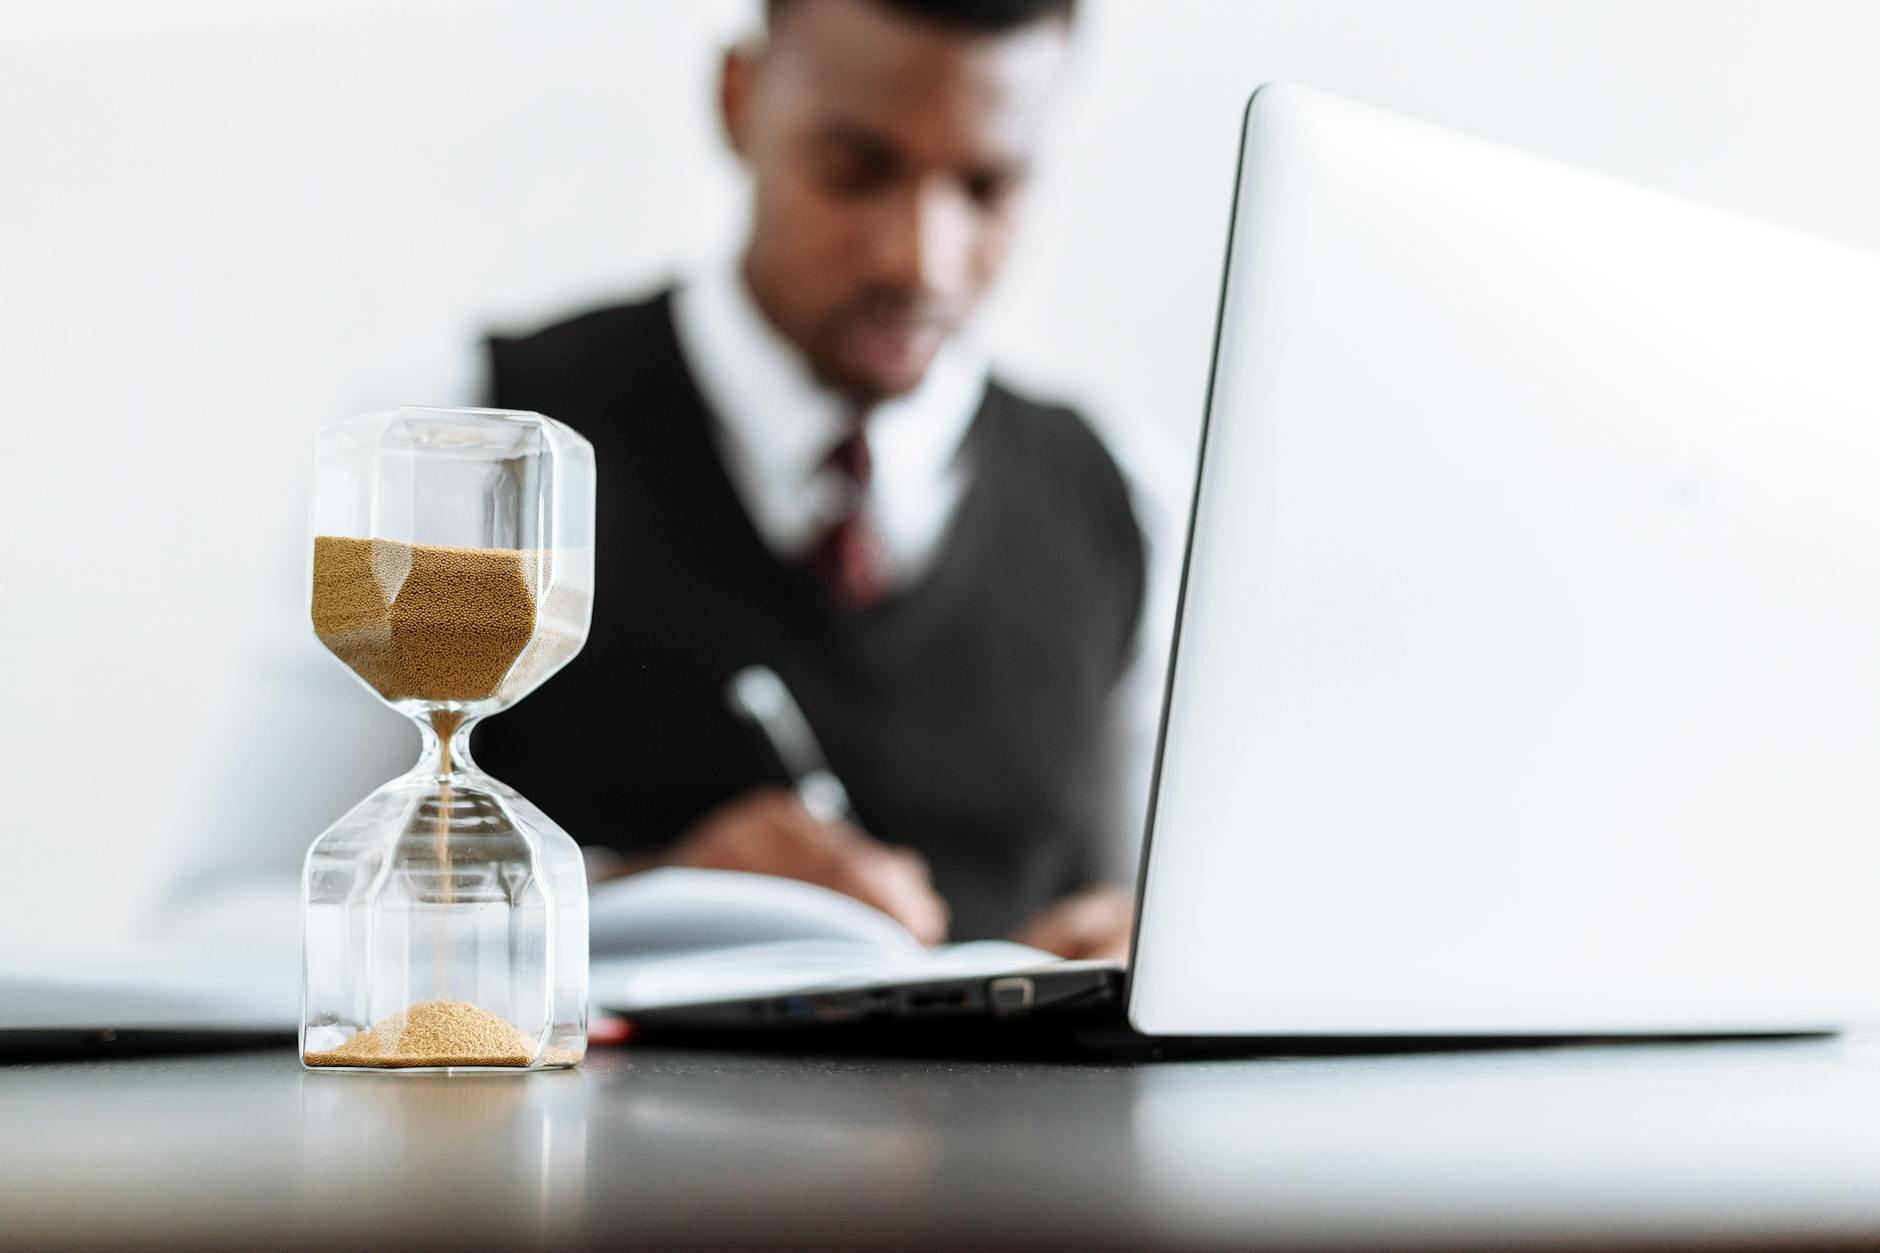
<box><xmin>304</xmin><ymin>999</ymin><xmax>579</xmax><ymax>1069</ymax></box>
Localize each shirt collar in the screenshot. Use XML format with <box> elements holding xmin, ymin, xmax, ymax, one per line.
<box><xmin>671</xmin><ymin>255</ymin><xmax>988</xmax><ymax>558</ymax></box>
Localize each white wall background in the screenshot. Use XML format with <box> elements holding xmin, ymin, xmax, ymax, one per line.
<box><xmin>2</xmin><ymin>0</ymin><xmax>1877</xmax><ymax>948</ymax></box>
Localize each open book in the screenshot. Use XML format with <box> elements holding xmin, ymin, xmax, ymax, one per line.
<box><xmin>0</xmin><ymin>869</ymin><xmax>1060</xmax><ymax>1035</ymax></box>
<box><xmin>589</xmin><ymin>868</ymin><xmax>1063</xmax><ymax>1012</ymax></box>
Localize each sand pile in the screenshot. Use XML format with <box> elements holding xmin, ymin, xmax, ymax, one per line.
<box><xmin>304</xmin><ymin>999</ymin><xmax>561</xmax><ymax>1069</ymax></box>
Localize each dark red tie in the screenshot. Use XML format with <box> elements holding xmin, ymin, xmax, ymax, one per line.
<box><xmin>810</xmin><ymin>425</ymin><xmax>889</xmax><ymax>609</ymax></box>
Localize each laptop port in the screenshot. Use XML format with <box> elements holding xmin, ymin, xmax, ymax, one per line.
<box><xmin>901</xmin><ymin>987</ymin><xmax>974</xmax><ymax>1016</ymax></box>
<box><xmin>812</xmin><ymin>994</ymin><xmax>860</xmax><ymax>1022</ymax></box>
<box><xmin>988</xmin><ymin>977</ymin><xmax>1035</xmax><ymax>1017</ymax></box>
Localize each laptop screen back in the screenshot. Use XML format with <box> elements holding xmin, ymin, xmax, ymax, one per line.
<box><xmin>1130</xmin><ymin>84</ymin><xmax>1880</xmax><ymax>1037</ymax></box>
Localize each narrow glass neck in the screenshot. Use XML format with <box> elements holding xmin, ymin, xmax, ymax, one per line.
<box><xmin>414</xmin><ymin>709</ymin><xmax>480</xmax><ymax>779</ymax></box>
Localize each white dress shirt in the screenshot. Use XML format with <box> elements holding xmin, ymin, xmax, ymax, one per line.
<box><xmin>671</xmin><ymin>258</ymin><xmax>1180</xmax><ymax>886</ymax></box>
<box><xmin>672</xmin><ymin>258</ymin><xmax>988</xmax><ymax>582</ymax></box>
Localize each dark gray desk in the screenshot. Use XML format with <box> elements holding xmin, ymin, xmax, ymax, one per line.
<box><xmin>5</xmin><ymin>1037</ymin><xmax>1879</xmax><ymax>1249</ymax></box>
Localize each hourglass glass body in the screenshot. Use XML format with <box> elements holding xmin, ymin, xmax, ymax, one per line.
<box><xmin>302</xmin><ymin>407</ymin><xmax>594</xmax><ymax>1072</ymax></box>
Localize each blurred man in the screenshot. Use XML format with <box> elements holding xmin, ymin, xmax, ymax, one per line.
<box><xmin>479</xmin><ymin>0</ymin><xmax>1167</xmax><ymax>959</ymax></box>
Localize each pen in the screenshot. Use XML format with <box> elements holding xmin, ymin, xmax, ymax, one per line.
<box><xmin>725</xmin><ymin>664</ymin><xmax>854</xmax><ymax>824</ymax></box>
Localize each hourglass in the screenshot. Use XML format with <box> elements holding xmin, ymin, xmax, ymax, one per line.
<box><xmin>301</xmin><ymin>407</ymin><xmax>594</xmax><ymax>1071</ymax></box>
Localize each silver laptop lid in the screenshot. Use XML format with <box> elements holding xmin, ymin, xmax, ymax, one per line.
<box><xmin>1131</xmin><ymin>84</ymin><xmax>1880</xmax><ymax>1037</ymax></box>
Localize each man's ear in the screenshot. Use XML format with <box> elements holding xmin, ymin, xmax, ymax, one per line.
<box><xmin>719</xmin><ymin>42</ymin><xmax>757</xmax><ymax>163</ymax></box>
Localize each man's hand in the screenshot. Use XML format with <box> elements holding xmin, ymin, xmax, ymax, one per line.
<box><xmin>662</xmin><ymin>788</ymin><xmax>950</xmax><ymax>945</ymax></box>
<box><xmin>1012</xmin><ymin>887</ymin><xmax>1134</xmax><ymax>963</ymax></box>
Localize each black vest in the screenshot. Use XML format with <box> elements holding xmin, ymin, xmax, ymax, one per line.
<box><xmin>475</xmin><ymin>292</ymin><xmax>1145</xmax><ymax>939</ymax></box>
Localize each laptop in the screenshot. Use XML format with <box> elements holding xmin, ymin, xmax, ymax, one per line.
<box><xmin>618</xmin><ymin>82</ymin><xmax>1880</xmax><ymax>1048</ymax></box>
<box><xmin>0</xmin><ymin>949</ymin><xmax>298</xmax><ymax>1059</ymax></box>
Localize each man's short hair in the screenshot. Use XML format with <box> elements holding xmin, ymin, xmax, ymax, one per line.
<box><xmin>766</xmin><ymin>0</ymin><xmax>1076</xmax><ymax>34</ymax></box>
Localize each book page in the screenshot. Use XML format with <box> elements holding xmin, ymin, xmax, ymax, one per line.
<box><xmin>589</xmin><ymin>868</ymin><xmax>925</xmax><ymax>958</ymax></box>
<box><xmin>591</xmin><ymin>938</ymin><xmax>1064</xmax><ymax>1012</ymax></box>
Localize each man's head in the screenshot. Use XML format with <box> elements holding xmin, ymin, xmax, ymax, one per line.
<box><xmin>722</xmin><ymin>0</ymin><xmax>1074</xmax><ymax>400</ymax></box>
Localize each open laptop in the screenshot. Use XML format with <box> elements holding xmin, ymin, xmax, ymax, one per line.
<box><xmin>618</xmin><ymin>82</ymin><xmax>1880</xmax><ymax>1047</ymax></box>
